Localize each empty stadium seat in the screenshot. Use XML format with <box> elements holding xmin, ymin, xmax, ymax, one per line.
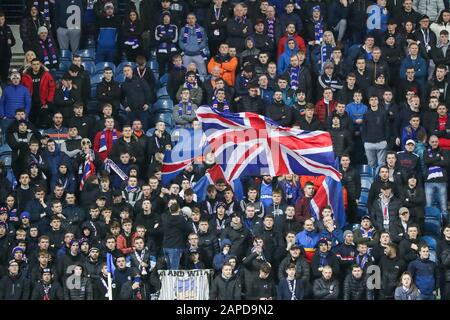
<box><xmin>59</xmin><ymin>49</ymin><xmax>72</xmax><ymax>61</ymax></box>
<box><xmin>0</xmin><ymin>152</ymin><xmax>12</xmax><ymax>167</ymax></box>
<box><xmin>424</xmin><ymin>218</ymin><xmax>442</xmax><ymax>237</ymax></box>
<box><xmin>359</xmin><ymin>164</ymin><xmax>374</xmax><ymax>177</ymax></box>
<box><xmin>157</xmin><ymin>86</ymin><xmax>170</xmax><ymax>99</ymax></box>
<box><xmin>91</xmin><ymin>73</ymin><xmax>103</xmax><ymax>85</ymax></box>
<box><xmin>81</xmin><ymin>61</ymin><xmax>96</xmax><ymax>75</ymax></box>
<box><xmin>155</xmin><ymin>112</ymin><xmax>173</xmax><ymax>128</ymax></box>
<box><xmin>114</xmin><ymin>73</ymin><xmax>126</xmax><ymax>83</ymax></box>
<box><xmin>359</xmin><ymin>191</ymin><xmax>369</xmax><ymax>206</ymax></box>
<box><xmin>95</xmin><ymin>62</ymin><xmax>116</xmax><ymax>75</ymax></box>
<box><xmin>425</xmin><ymin>206</ymin><xmax>442</xmax><ymax>221</ymax></box>
<box><xmin>159</xmin><ymin>74</ymin><xmax>169</xmax><ymax>87</ymax></box>
<box><xmin>91</xmin><ymin>85</ymin><xmax>97</xmax><ymax>98</ymax></box>
<box><xmin>77</xmin><ymin>48</ymin><xmax>95</xmax><ymax>61</ymax></box>
<box><xmin>420</xmin><ymin>235</ymin><xmax>437</xmax><ymax>251</ymax></box>
<box><xmin>360</xmin><ymin>176</ymin><xmax>373</xmax><ymax>191</ymax></box>
<box><xmin>59</xmin><ymin>61</ymin><xmax>71</xmax><ymax>72</ymax></box>
<box><xmin>152</xmin><ymin>99</ymin><xmax>173</xmax><ymax>113</ymax></box>
<box><xmin>357</xmin><ymin>206</ymin><xmax>368</xmax><ymax>218</ymax></box>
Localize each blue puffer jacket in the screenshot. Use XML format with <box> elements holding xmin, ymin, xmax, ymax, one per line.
<box><xmin>0</xmin><ymin>84</ymin><xmax>31</xmax><ymax>118</ymax></box>
<box><xmin>408</xmin><ymin>257</ymin><xmax>438</xmax><ymax>295</ymax></box>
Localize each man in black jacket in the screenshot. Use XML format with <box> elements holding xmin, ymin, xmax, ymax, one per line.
<box><xmin>198</xmin><ymin>219</ymin><xmax>219</xmax><ymax>269</ymax></box>
<box><xmin>161</xmin><ymin>203</ymin><xmax>190</xmax><ymax>270</ymax></box>
<box><xmin>343</xmin><ymin>265</ymin><xmax>373</xmax><ymax>300</ymax></box>
<box><xmin>313</xmin><ymin>265</ymin><xmax>339</xmax><ymax>300</ymax></box>
<box><xmin>109</xmin><ymin>124</ymin><xmax>144</xmax><ymax>168</ymax></box>
<box><xmin>246</xmin><ymin>262</ymin><xmax>276</xmax><ymax>300</ymax></box>
<box><xmin>237</xmin><ymin>84</ymin><xmax>265</xmax><ymax>113</ymax></box>
<box><xmin>379</xmin><ymin>243</ymin><xmax>406</xmax><ymax>299</ymax></box>
<box><xmin>210</xmin><ymin>262</ymin><xmax>242</xmax><ymax>300</ymax></box>
<box><xmin>399</xmin><ymin>224</ymin><xmax>421</xmax><ymax>265</ymax></box>
<box><xmin>31</xmin><ymin>268</ymin><xmax>63</xmax><ymax>300</ymax></box>
<box><xmin>0</xmin><ymin>260</ymin><xmax>30</xmax><ymax>300</ymax></box>
<box><xmin>296</xmin><ymin>103</ymin><xmax>323</xmax><ymax>131</ymax></box>
<box><xmin>96</xmin><ymin>67</ymin><xmax>121</xmax><ymax>117</ymax></box>
<box><xmin>265</xmin><ymin>90</ymin><xmax>293</xmax><ymax>127</ymax></box>
<box><xmin>329</xmin><ymin>115</ymin><xmax>353</xmax><ymax>158</ymax></box>
<box><xmin>121</xmin><ymin>65</ymin><xmax>152</xmax><ymax>131</ymax></box>
<box><xmin>340</xmin><ymin>155</ymin><xmax>361</xmax><ymax>224</ymax></box>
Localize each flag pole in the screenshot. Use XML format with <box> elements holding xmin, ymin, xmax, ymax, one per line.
<box><xmin>107</xmin><ymin>272</ymin><xmax>113</xmax><ymax>301</ymax></box>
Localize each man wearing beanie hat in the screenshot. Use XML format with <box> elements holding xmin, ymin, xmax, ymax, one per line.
<box><xmin>333</xmin><ymin>230</ymin><xmax>357</xmax><ymax>280</ymax></box>
<box><xmin>54</xmin><ymin>0</ymin><xmax>83</xmax><ymax>52</ymax></box>
<box><xmin>57</xmin><ymin>239</ymin><xmax>86</xmax><ymax>284</ymax></box>
<box><xmin>31</xmin><ymin>268</ymin><xmax>63</xmax><ymax>300</ymax></box>
<box><xmin>0</xmin><ymin>69</ymin><xmax>32</xmax><ymax>135</ymax></box>
<box><xmin>311</xmin><ymin>237</ymin><xmax>340</xmax><ymax>280</ymax></box>
<box><xmin>95</xmin><ymin>1</ymin><xmax>120</xmax><ymax>64</ymax></box>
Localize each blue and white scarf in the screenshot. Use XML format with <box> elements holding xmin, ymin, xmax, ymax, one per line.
<box><xmin>427</xmin><ymin>148</ymin><xmax>444</xmax><ymax>180</ymax></box>
<box><xmin>34</xmin><ymin>0</ymin><xmax>50</xmax><ymax>25</ymax></box>
<box><xmin>124</xmin><ymin>22</ymin><xmax>140</xmax><ymax>49</ymax></box>
<box><xmin>178</xmin><ymin>101</ymin><xmax>193</xmax><ymax>116</ymax></box>
<box><xmin>313</xmin><ymin>16</ymin><xmax>324</xmax><ymax>44</ymax></box>
<box><xmin>267</xmin><ymin>19</ymin><xmax>275</xmax><ymax>39</ymax></box>
<box><xmin>157</xmin><ymin>24</ymin><xmax>177</xmax><ymax>53</ymax></box>
<box><xmin>289</xmin><ymin>66</ymin><xmax>300</xmax><ymax>90</ymax></box>
<box><xmin>99</xmin><ymin>128</ymin><xmax>118</xmax><ymax>153</ymax></box>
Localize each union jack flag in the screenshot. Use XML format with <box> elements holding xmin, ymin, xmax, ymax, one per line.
<box><xmin>79</xmin><ymin>152</ymin><xmax>95</xmax><ymax>190</ymax></box>
<box><xmin>196</xmin><ymin>106</ymin><xmax>341</xmax><ymax>182</ymax></box>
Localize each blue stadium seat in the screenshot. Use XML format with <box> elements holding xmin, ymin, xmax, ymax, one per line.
<box><xmin>114</xmin><ymin>73</ymin><xmax>125</xmax><ymax>83</ymax></box>
<box><xmin>420</xmin><ymin>235</ymin><xmax>437</xmax><ymax>251</ymax></box>
<box><xmin>352</xmin><ymin>224</ymin><xmax>361</xmax><ymax>231</ymax></box>
<box><xmin>59</xmin><ymin>61</ymin><xmax>71</xmax><ymax>72</ymax></box>
<box><xmin>156</xmin><ymin>112</ymin><xmax>173</xmax><ymax>128</ymax></box>
<box><xmin>146</xmin><ymin>128</ymin><xmax>156</xmax><ymax>136</ymax></box>
<box><xmin>359</xmin><ymin>165</ymin><xmax>374</xmax><ymax>177</ymax></box>
<box><xmin>59</xmin><ymin>49</ymin><xmax>73</xmax><ymax>61</ymax></box>
<box><xmin>91</xmin><ymin>85</ymin><xmax>97</xmax><ymax>98</ymax></box>
<box><xmin>424</xmin><ymin>218</ymin><xmax>442</xmax><ymax>237</ymax></box>
<box><xmin>86</xmin><ymin>37</ymin><xmax>96</xmax><ymax>49</ymax></box>
<box><xmin>425</xmin><ymin>206</ymin><xmax>442</xmax><ymax>221</ymax></box>
<box><xmin>81</xmin><ymin>61</ymin><xmax>96</xmax><ymax>75</ymax></box>
<box><xmin>76</xmin><ymin>49</ymin><xmax>95</xmax><ymax>61</ymax></box>
<box><xmin>357</xmin><ymin>205</ymin><xmax>368</xmax><ymax>218</ymax></box>
<box><xmin>91</xmin><ymin>73</ymin><xmax>103</xmax><ymax>85</ymax></box>
<box><xmin>360</xmin><ymin>176</ymin><xmax>373</xmax><ymax>191</ymax></box>
<box><xmin>148</xmin><ymin>59</ymin><xmax>159</xmax><ymax>71</ymax></box>
<box><xmin>159</xmin><ymin>74</ymin><xmax>169</xmax><ymax>87</ymax></box>
<box><xmin>95</xmin><ymin>62</ymin><xmax>116</xmax><ymax>75</ymax></box>
<box><xmin>0</xmin><ymin>152</ymin><xmax>12</xmax><ymax>167</ymax></box>
<box><xmin>152</xmin><ymin>99</ymin><xmax>173</xmax><ymax>113</ymax></box>
<box><xmin>157</xmin><ymin>86</ymin><xmax>169</xmax><ymax>99</ymax></box>
<box><xmin>359</xmin><ymin>191</ymin><xmax>369</xmax><ymax>206</ymax></box>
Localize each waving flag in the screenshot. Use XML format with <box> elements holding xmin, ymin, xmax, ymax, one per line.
<box><xmin>161</xmin><ymin>128</ymin><xmax>207</xmax><ymax>186</ymax></box>
<box><xmin>310</xmin><ymin>176</ymin><xmax>346</xmax><ymax>229</ymax></box>
<box><xmin>193</xmin><ymin>164</ymin><xmax>243</xmax><ymax>201</ymax></box>
<box><xmin>79</xmin><ymin>153</ymin><xmax>95</xmax><ymax>190</ymax></box>
<box><xmin>196</xmin><ymin>106</ymin><xmax>340</xmax><ymax>182</ymax></box>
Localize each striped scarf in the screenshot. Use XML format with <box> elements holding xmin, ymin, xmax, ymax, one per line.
<box><xmin>40</xmin><ymin>37</ymin><xmax>58</xmax><ymax>67</ymax></box>
<box><xmin>178</xmin><ymin>101</ymin><xmax>193</xmax><ymax>116</ymax></box>
<box><xmin>99</xmin><ymin>129</ymin><xmax>118</xmax><ymax>153</ymax></box>
<box><xmin>157</xmin><ymin>24</ymin><xmax>177</xmax><ymax>53</ymax></box>
<box><xmin>267</xmin><ymin>19</ymin><xmax>275</xmax><ymax>39</ymax></box>
<box><xmin>182</xmin><ymin>23</ymin><xmax>203</xmax><ymax>44</ymax></box>
<box><xmin>313</xmin><ymin>17</ymin><xmax>324</xmax><ymax>44</ymax></box>
<box><xmin>289</xmin><ymin>66</ymin><xmax>300</xmax><ymax>90</ymax></box>
<box><xmin>427</xmin><ymin>148</ymin><xmax>444</xmax><ymax>180</ymax></box>
<box><xmin>124</xmin><ymin>22</ymin><xmax>139</xmax><ymax>49</ymax></box>
<box><xmin>34</xmin><ymin>0</ymin><xmax>50</xmax><ymax>24</ymax></box>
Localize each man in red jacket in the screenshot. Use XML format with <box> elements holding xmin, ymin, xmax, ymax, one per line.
<box><xmin>21</xmin><ymin>58</ymin><xmax>55</xmax><ymax>128</ymax></box>
<box><xmin>314</xmin><ymin>87</ymin><xmax>337</xmax><ymax>124</ymax></box>
<box><xmin>94</xmin><ymin>116</ymin><xmax>121</xmax><ymax>161</ymax></box>
<box><xmin>277</xmin><ymin>23</ymin><xmax>306</xmax><ymax>58</ymax></box>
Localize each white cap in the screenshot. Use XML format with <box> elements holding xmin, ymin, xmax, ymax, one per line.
<box><xmin>405</xmin><ymin>139</ymin><xmax>416</xmax><ymax>146</ymax></box>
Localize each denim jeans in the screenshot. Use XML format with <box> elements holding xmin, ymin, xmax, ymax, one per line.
<box><xmin>425</xmin><ymin>182</ymin><xmax>449</xmax><ymax>221</ymax></box>
<box><xmin>364</xmin><ymin>140</ymin><xmax>387</xmax><ymax>169</ymax></box>
<box><xmin>163</xmin><ymin>248</ymin><xmax>183</xmax><ymax>270</ymax></box>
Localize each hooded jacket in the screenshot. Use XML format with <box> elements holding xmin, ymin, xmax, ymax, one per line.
<box><xmin>277</xmin><ymin>37</ymin><xmax>299</xmax><ymax>74</ymax></box>
<box><xmin>210</xmin><ymin>273</ymin><xmax>242</xmax><ymax>300</ymax></box>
